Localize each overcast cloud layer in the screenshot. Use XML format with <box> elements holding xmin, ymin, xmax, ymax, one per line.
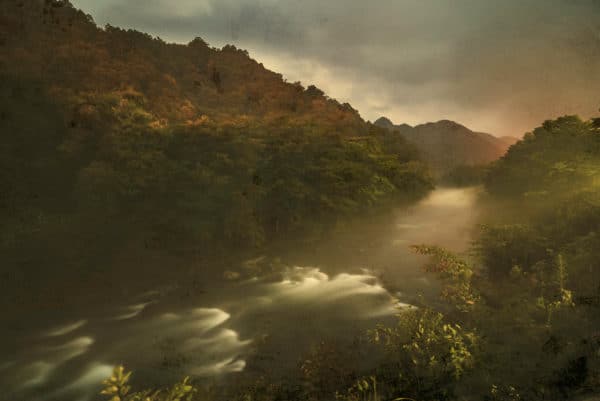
<box><xmin>71</xmin><ymin>0</ymin><xmax>600</xmax><ymax>137</ymax></box>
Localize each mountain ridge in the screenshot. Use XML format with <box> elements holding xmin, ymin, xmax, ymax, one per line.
<box><xmin>0</xmin><ymin>0</ymin><xmax>367</xmax><ymax>133</ymax></box>
<box><xmin>374</xmin><ymin>116</ymin><xmax>518</xmax><ymax>174</ymax></box>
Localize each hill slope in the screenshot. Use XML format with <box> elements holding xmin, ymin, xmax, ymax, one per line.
<box><xmin>374</xmin><ymin>117</ymin><xmax>517</xmax><ymax>174</ymax></box>
<box><xmin>0</xmin><ymin>0</ymin><xmax>434</xmax><ymax>303</ymax></box>
<box><xmin>1</xmin><ymin>0</ymin><xmax>367</xmax><ymax>130</ymax></box>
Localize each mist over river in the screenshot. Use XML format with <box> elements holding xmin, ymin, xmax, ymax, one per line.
<box><xmin>0</xmin><ymin>187</ymin><xmax>481</xmax><ymax>401</ymax></box>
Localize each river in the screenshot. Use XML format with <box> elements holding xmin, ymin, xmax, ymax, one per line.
<box><xmin>0</xmin><ymin>187</ymin><xmax>481</xmax><ymax>401</ymax></box>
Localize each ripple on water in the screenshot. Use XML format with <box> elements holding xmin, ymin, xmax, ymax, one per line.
<box><xmin>8</xmin><ymin>266</ymin><xmax>402</xmax><ymax>401</ymax></box>
<box><xmin>44</xmin><ymin>320</ymin><xmax>87</xmax><ymax>337</ymax></box>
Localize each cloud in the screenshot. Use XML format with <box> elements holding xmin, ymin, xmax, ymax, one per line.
<box><xmin>71</xmin><ymin>0</ymin><xmax>600</xmax><ymax>137</ymax></box>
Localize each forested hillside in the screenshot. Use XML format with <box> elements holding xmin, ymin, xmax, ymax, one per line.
<box><xmin>0</xmin><ymin>0</ymin><xmax>433</xmax><ymax>307</ymax></box>
<box><xmin>1</xmin><ymin>0</ymin><xmax>366</xmax><ymax>129</ymax></box>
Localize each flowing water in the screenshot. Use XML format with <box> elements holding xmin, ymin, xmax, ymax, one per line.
<box><xmin>0</xmin><ymin>187</ymin><xmax>481</xmax><ymax>401</ymax></box>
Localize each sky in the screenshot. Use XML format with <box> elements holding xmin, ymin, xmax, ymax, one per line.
<box><xmin>71</xmin><ymin>0</ymin><xmax>600</xmax><ymax>138</ymax></box>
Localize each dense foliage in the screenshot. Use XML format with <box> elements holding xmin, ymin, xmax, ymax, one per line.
<box><xmin>485</xmin><ymin>116</ymin><xmax>600</xmax><ymax>202</ymax></box>
<box><xmin>0</xmin><ymin>1</ymin><xmax>432</xmax><ymax>308</ymax></box>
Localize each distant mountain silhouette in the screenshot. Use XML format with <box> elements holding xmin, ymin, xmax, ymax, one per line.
<box><xmin>373</xmin><ymin>117</ymin><xmax>395</xmax><ymax>129</ymax></box>
<box><xmin>374</xmin><ymin>117</ymin><xmax>518</xmax><ymax>174</ymax></box>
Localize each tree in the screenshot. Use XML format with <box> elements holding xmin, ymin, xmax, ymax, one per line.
<box><xmin>371</xmin><ymin>308</ymin><xmax>478</xmax><ymax>401</ymax></box>
<box><xmin>101</xmin><ymin>366</ymin><xmax>199</xmax><ymax>401</ymax></box>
